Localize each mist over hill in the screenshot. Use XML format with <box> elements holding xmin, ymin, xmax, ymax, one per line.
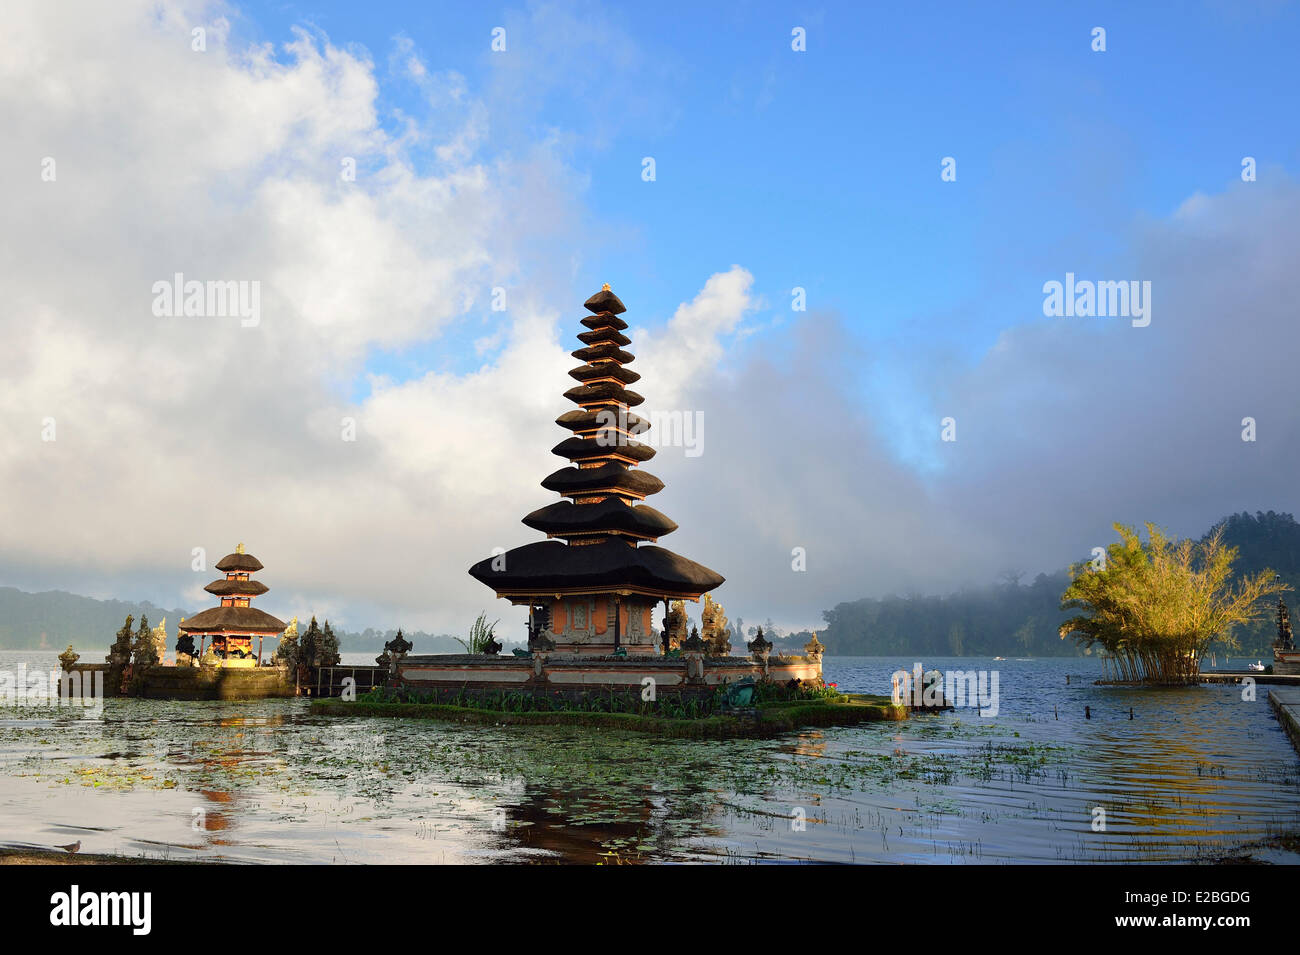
<box><xmin>819</xmin><ymin>511</ymin><xmax>1300</xmax><ymax>658</ymax></box>
<box><xmin>4</xmin><ymin>511</ymin><xmax>1296</xmax><ymax>658</ymax></box>
<box><xmin>0</xmin><ymin>588</ymin><xmax>192</xmax><ymax>653</ymax></box>
<box><xmin>0</xmin><ymin>589</ymin><xmax>466</xmax><ymax>655</ymax></box>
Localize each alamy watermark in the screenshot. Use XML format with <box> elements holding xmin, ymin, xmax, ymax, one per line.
<box><xmin>891</xmin><ymin>662</ymin><xmax>999</xmax><ymax>716</ymax></box>
<box><xmin>152</xmin><ymin>273</ymin><xmax>261</xmax><ymax>327</ymax></box>
<box><xmin>594</xmin><ymin>408</ymin><xmax>704</xmax><ymax>457</ymax></box>
<box><xmin>1042</xmin><ymin>272</ymin><xmax>1151</xmax><ymax>327</ymax></box>
<box><xmin>1</xmin><ymin>665</ymin><xmax>104</xmax><ymax>716</ymax></box>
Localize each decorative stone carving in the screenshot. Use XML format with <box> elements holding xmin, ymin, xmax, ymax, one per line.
<box><xmin>682</xmin><ymin>625</ymin><xmax>705</xmax><ymax>653</ymax></box>
<box><xmin>58</xmin><ymin>645</ymin><xmax>80</xmax><ymax>671</ymax></box>
<box><xmin>151</xmin><ymin>617</ymin><xmax>168</xmax><ymax>664</ymax></box>
<box><xmin>804</xmin><ymin>631</ymin><xmax>825</xmax><ymax>659</ymax></box>
<box><xmin>378</xmin><ymin>628</ymin><xmax>413</xmax><ymax>670</ymax></box>
<box><xmin>1276</xmin><ymin>597</ymin><xmax>1295</xmax><ymax>651</ymax></box>
<box><xmin>746</xmin><ymin>626</ymin><xmax>772</xmax><ymax>677</ymax></box>
<box><xmin>681</xmin><ymin>626</ymin><xmax>706</xmax><ymax>681</ymax></box>
<box><xmin>663</xmin><ymin>600</ymin><xmax>688</xmax><ymax>651</ymax></box>
<box><xmin>701</xmin><ymin>594</ymin><xmax>730</xmax><ymax>655</ymax></box>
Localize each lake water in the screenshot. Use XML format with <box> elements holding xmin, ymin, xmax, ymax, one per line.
<box><xmin>1</xmin><ymin>651</ymin><xmax>1297</xmax><ymax>863</ymax></box>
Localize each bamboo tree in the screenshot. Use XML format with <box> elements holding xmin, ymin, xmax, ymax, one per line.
<box><xmin>1060</xmin><ymin>523</ymin><xmax>1287</xmax><ymax>684</ymax></box>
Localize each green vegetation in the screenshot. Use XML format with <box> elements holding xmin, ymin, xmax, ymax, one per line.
<box><xmin>108</xmin><ymin>615</ymin><xmax>133</xmax><ymax>663</ymax></box>
<box><xmin>1059</xmin><ymin>522</ymin><xmax>1286</xmax><ymax>685</ymax></box>
<box><xmin>273</xmin><ymin>615</ymin><xmax>340</xmax><ymax>685</ymax></box>
<box><xmin>8</xmin><ymin>510</ymin><xmax>1299</xmax><ymax>660</ymax></box>
<box><xmin>454</xmin><ymin>612</ymin><xmax>499</xmax><ymax>654</ymax></box>
<box><xmin>311</xmin><ymin>682</ymin><xmax>905</xmax><ymax>737</ymax></box>
<box><xmin>820</xmin><ymin>510</ymin><xmax>1300</xmax><ymax>657</ymax></box>
<box><xmin>130</xmin><ymin>614</ymin><xmax>157</xmax><ymax>667</ymax></box>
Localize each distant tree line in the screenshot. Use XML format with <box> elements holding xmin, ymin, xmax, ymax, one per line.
<box><xmin>819</xmin><ymin>511</ymin><xmax>1300</xmax><ymax>658</ymax></box>
<box><xmin>7</xmin><ymin>511</ymin><xmax>1298</xmax><ymax>660</ymax></box>
<box><xmin>820</xmin><ymin>570</ymin><xmax>1073</xmax><ymax>657</ymax></box>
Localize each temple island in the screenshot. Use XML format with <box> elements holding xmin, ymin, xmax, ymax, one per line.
<box><xmin>58</xmin><ymin>545</ymin><xmax>299</xmax><ymax>700</ymax></box>
<box><xmin>386</xmin><ymin>285</ymin><xmax>826</xmax><ymax>701</ymax></box>
<box><xmin>61</xmin><ymin>286</ymin><xmax>903</xmax><ymax>729</ymax></box>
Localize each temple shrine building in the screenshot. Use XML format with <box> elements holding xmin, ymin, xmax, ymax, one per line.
<box><xmin>470</xmin><ymin>285</ymin><xmax>724</xmax><ymax>655</ymax></box>
<box><xmin>179</xmin><ymin>544</ymin><xmax>286</xmax><ymax>667</ymax></box>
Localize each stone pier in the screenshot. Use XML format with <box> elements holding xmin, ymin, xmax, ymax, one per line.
<box><xmin>1268</xmin><ymin>688</ymin><xmax>1300</xmax><ymax>755</ymax></box>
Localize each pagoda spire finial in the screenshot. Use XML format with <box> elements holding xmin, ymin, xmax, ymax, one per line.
<box><xmin>602</xmin><ymin>283</ymin><xmax>611</xmax><ymax>291</ymax></box>
<box><xmin>236</xmin><ymin>541</ymin><xmax>245</xmax><ymax>554</ymax></box>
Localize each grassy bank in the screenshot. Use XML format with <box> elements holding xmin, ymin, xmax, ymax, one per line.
<box><xmin>311</xmin><ymin>693</ymin><xmax>905</xmax><ymax>738</ymax></box>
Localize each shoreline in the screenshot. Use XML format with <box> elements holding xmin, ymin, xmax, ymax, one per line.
<box><xmin>0</xmin><ymin>847</ymin><xmax>226</xmax><ymax>865</ymax></box>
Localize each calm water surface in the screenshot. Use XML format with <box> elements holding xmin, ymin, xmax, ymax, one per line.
<box><xmin>1</xmin><ymin>651</ymin><xmax>1297</xmax><ymax>863</ymax></box>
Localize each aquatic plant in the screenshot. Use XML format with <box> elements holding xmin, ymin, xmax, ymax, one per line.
<box><xmin>1059</xmin><ymin>523</ymin><xmax>1287</xmax><ymax>685</ymax></box>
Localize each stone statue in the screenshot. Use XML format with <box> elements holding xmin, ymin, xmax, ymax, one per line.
<box><xmin>274</xmin><ymin>616</ymin><xmax>300</xmax><ymax>666</ymax></box>
<box><xmin>701</xmin><ymin>594</ymin><xmax>731</xmax><ymax>655</ymax></box>
<box><xmin>151</xmin><ymin>617</ymin><xmax>168</xmax><ymax>664</ymax></box>
<box><xmin>682</xmin><ymin>625</ymin><xmax>705</xmax><ymax>653</ymax></box>
<box><xmin>663</xmin><ymin>600</ymin><xmax>688</xmax><ymax>651</ymax></box>
<box><xmin>377</xmin><ymin>628</ymin><xmax>413</xmax><ymax>668</ymax></box>
<box><xmin>1277</xmin><ymin>597</ymin><xmax>1295</xmax><ymax>651</ymax></box>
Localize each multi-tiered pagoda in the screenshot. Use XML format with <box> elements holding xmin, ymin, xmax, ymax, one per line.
<box><xmin>469</xmin><ymin>285</ymin><xmax>724</xmax><ymax>655</ymax></box>
<box><xmin>179</xmin><ymin>544</ymin><xmax>286</xmax><ymax>667</ymax></box>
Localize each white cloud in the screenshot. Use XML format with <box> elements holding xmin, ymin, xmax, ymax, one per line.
<box><xmin>2</xmin><ymin>1</ymin><xmax>1296</xmax><ymax>643</ymax></box>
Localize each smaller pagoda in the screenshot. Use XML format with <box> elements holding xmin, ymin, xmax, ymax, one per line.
<box><xmin>179</xmin><ymin>544</ymin><xmax>286</xmax><ymax>668</ymax></box>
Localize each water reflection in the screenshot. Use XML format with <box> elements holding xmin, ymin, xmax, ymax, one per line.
<box><xmin>0</xmin><ymin>651</ymin><xmax>1297</xmax><ymax>863</ymax></box>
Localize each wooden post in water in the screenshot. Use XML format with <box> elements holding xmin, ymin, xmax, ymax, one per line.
<box><xmin>1085</xmin><ymin>705</ymin><xmax>1091</xmax><ymax>719</ymax></box>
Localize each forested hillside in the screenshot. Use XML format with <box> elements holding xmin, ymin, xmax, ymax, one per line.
<box><xmin>820</xmin><ymin>511</ymin><xmax>1300</xmax><ymax>657</ymax></box>
<box><xmin>0</xmin><ymin>588</ymin><xmax>192</xmax><ymax>651</ymax></box>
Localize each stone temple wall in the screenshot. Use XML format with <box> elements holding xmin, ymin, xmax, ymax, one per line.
<box><xmin>395</xmin><ymin>651</ymin><xmax>822</xmax><ymax>699</ymax></box>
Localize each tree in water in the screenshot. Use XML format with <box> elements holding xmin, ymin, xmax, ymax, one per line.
<box><xmin>1060</xmin><ymin>523</ymin><xmax>1287</xmax><ymax>685</ymax></box>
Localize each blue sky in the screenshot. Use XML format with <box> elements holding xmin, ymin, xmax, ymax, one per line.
<box><xmin>230</xmin><ymin>0</ymin><xmax>1298</xmax><ymax>464</ymax></box>
<box><xmin>4</xmin><ymin>0</ymin><xmax>1299</xmax><ymax>632</ymax></box>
